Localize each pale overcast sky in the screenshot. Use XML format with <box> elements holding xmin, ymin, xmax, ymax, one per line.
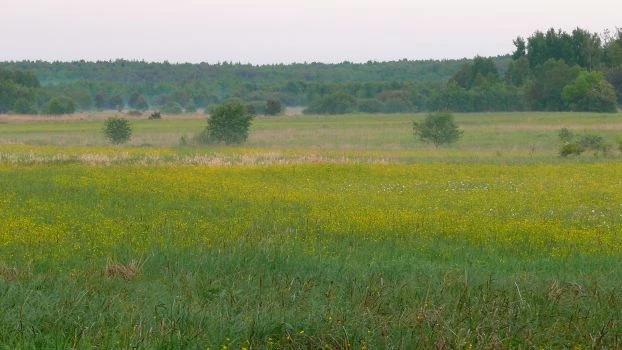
<box><xmin>1</xmin><ymin>0</ymin><xmax>620</xmax><ymax>64</ymax></box>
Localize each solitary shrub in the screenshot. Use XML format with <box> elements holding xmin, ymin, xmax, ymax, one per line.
<box><xmin>413</xmin><ymin>111</ymin><xmax>463</xmax><ymax>147</ymax></box>
<box><xmin>558</xmin><ymin>128</ymin><xmax>583</xmax><ymax>156</ymax></box>
<box><xmin>148</xmin><ymin>111</ymin><xmax>161</xmax><ymax>120</ymax></box>
<box><xmin>560</xmin><ymin>142</ymin><xmax>585</xmax><ymax>157</ymax></box>
<box><xmin>104</xmin><ymin>117</ymin><xmax>132</xmax><ymax>144</ymax></box>
<box><xmin>265</xmin><ymin>98</ymin><xmax>283</xmax><ymax>115</ymax></box>
<box><xmin>202</xmin><ymin>100</ymin><xmax>253</xmax><ymax>144</ymax></box>
<box><xmin>558</xmin><ymin>128</ymin><xmax>610</xmax><ymax>157</ymax></box>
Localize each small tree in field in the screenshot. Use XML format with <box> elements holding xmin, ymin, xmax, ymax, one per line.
<box><xmin>413</xmin><ymin>111</ymin><xmax>463</xmax><ymax>147</ymax></box>
<box><xmin>204</xmin><ymin>100</ymin><xmax>253</xmax><ymax>144</ymax></box>
<box><xmin>148</xmin><ymin>111</ymin><xmax>161</xmax><ymax>120</ymax></box>
<box><xmin>265</xmin><ymin>98</ymin><xmax>283</xmax><ymax>115</ymax></box>
<box><xmin>104</xmin><ymin>117</ymin><xmax>132</xmax><ymax>144</ymax></box>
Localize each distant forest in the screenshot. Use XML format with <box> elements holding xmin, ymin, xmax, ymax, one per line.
<box><xmin>1</xmin><ymin>27</ymin><xmax>621</xmax><ymax>115</ymax></box>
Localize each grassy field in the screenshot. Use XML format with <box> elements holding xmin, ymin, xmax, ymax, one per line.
<box><xmin>2</xmin><ymin>111</ymin><xmax>622</xmax><ymax>151</ymax></box>
<box><xmin>1</xmin><ymin>111</ymin><xmax>622</xmax><ymax>348</ymax></box>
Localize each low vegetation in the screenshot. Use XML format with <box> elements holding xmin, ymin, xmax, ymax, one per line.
<box><xmin>199</xmin><ymin>100</ymin><xmax>253</xmax><ymax>145</ymax></box>
<box><xmin>1</xmin><ymin>111</ymin><xmax>622</xmax><ymax>347</ymax></box>
<box><xmin>412</xmin><ymin>111</ymin><xmax>463</xmax><ymax>147</ymax></box>
<box><xmin>103</xmin><ymin>117</ymin><xmax>132</xmax><ymax>144</ymax></box>
<box><xmin>558</xmin><ymin>127</ymin><xmax>611</xmax><ymax>157</ymax></box>
<box><xmin>1</xmin><ymin>160</ymin><xmax>621</xmax><ymax>348</ymax></box>
<box><xmin>148</xmin><ymin>111</ymin><xmax>162</xmax><ymax>120</ymax></box>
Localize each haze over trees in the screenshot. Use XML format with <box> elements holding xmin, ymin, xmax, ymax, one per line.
<box><xmin>0</xmin><ymin>27</ymin><xmax>620</xmax><ymax>115</ymax></box>
<box><xmin>41</xmin><ymin>96</ymin><xmax>76</xmax><ymax>115</ymax></box>
<box><xmin>0</xmin><ymin>68</ymin><xmax>39</xmax><ymax>114</ymax></box>
<box><xmin>0</xmin><ymin>59</ymin><xmax>470</xmax><ymax>115</ymax></box>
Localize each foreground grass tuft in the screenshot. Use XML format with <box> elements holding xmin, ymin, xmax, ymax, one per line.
<box><xmin>0</xmin><ymin>265</ymin><xmax>22</xmax><ymax>282</ymax></box>
<box><xmin>104</xmin><ymin>258</ymin><xmax>144</xmax><ymax>281</ymax></box>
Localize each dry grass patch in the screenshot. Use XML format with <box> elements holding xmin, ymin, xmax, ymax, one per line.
<box><xmin>0</xmin><ymin>265</ymin><xmax>21</xmax><ymax>282</ymax></box>
<box><xmin>0</xmin><ymin>114</ymin><xmax>91</xmax><ymax>122</ymax></box>
<box><xmin>104</xmin><ymin>259</ymin><xmax>144</xmax><ymax>280</ymax></box>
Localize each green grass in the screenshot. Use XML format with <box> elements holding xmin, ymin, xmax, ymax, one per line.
<box><xmin>1</xmin><ymin>112</ymin><xmax>622</xmax><ymax>348</ymax></box>
<box><xmin>2</xmin><ymin>111</ymin><xmax>621</xmax><ymax>151</ymax></box>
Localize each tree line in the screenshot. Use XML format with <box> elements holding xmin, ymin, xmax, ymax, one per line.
<box><xmin>0</xmin><ymin>59</ymin><xmax>469</xmax><ymax>114</ymax></box>
<box><xmin>0</xmin><ymin>27</ymin><xmax>620</xmax><ymax>115</ymax></box>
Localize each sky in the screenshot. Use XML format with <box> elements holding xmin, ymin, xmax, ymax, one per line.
<box><xmin>1</xmin><ymin>0</ymin><xmax>620</xmax><ymax>65</ymax></box>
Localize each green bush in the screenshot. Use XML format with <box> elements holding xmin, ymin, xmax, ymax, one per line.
<box><xmin>202</xmin><ymin>100</ymin><xmax>253</xmax><ymax>144</ymax></box>
<box><xmin>558</xmin><ymin>129</ymin><xmax>610</xmax><ymax>157</ymax></box>
<box><xmin>561</xmin><ymin>71</ymin><xmax>617</xmax><ymax>112</ymax></box>
<box><xmin>413</xmin><ymin>111</ymin><xmax>463</xmax><ymax>147</ymax></box>
<box><xmin>104</xmin><ymin>117</ymin><xmax>132</xmax><ymax>144</ymax></box>
<box><xmin>148</xmin><ymin>111</ymin><xmax>161</xmax><ymax>120</ymax></box>
<box><xmin>560</xmin><ymin>142</ymin><xmax>585</xmax><ymax>157</ymax></box>
<box><xmin>265</xmin><ymin>98</ymin><xmax>283</xmax><ymax>115</ymax></box>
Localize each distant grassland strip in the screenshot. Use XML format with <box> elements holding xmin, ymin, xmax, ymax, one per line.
<box><xmin>2</xmin><ymin>112</ymin><xmax>622</xmax><ymax>152</ymax></box>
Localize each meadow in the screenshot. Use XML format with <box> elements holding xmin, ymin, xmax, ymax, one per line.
<box><xmin>1</xmin><ymin>111</ymin><xmax>622</xmax><ymax>348</ymax></box>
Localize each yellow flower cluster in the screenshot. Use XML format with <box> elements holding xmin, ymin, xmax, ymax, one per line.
<box><xmin>1</xmin><ymin>161</ymin><xmax>621</xmax><ymax>268</ymax></box>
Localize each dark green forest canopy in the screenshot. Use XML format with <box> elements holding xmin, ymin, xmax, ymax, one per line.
<box><xmin>0</xmin><ymin>68</ymin><xmax>40</xmax><ymax>113</ymax></box>
<box><xmin>0</xmin><ymin>57</ymin><xmax>510</xmax><ymax>112</ymax></box>
<box><xmin>0</xmin><ymin>57</ymin><xmax>509</xmax><ymax>113</ymax></box>
<box><xmin>0</xmin><ymin>59</ymin><xmax>488</xmax><ymax>85</ymax></box>
<box><xmin>0</xmin><ymin>27</ymin><xmax>620</xmax><ymax>114</ymax></box>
